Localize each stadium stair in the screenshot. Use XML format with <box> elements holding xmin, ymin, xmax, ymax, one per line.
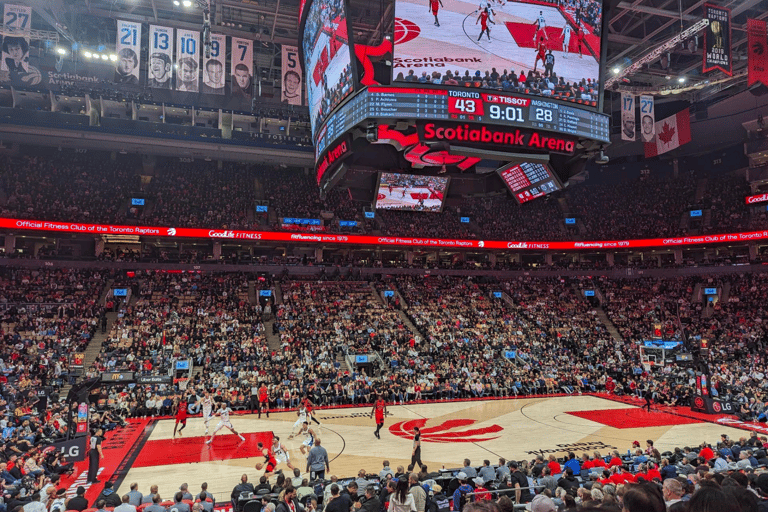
<box><xmin>248</xmin><ymin>279</ymin><xmax>258</xmax><ymax>305</ymax></box>
<box><xmin>264</xmin><ymin>320</ymin><xmax>281</xmax><ymax>352</ymax></box>
<box><xmin>594</xmin><ymin>307</ymin><xmax>623</xmax><ymax>343</ymax></box>
<box><xmin>679</xmin><ymin>212</ymin><xmax>689</xmax><ymax>230</ymax></box>
<box><xmin>695</xmin><ymin>178</ymin><xmax>708</xmax><ymax>201</ymax></box>
<box><xmin>703</xmin><ymin>208</ymin><xmax>712</xmax><ymax>229</ymax></box>
<box><xmin>369</xmin><ymin>283</ymin><xmax>387</xmax><ymax>305</ymax></box>
<box><xmin>274</xmin><ymin>282</ymin><xmax>283</xmax><ymax>304</ymax></box>
<box><xmin>721</xmin><ymin>282</ymin><xmax>732</xmax><ymax>302</ymax></box>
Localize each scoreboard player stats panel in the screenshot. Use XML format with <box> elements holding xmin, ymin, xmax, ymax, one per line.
<box><xmin>497</xmin><ymin>162</ymin><xmax>562</xmax><ymax>204</ymax></box>
<box><xmin>392</xmin><ymin>0</ymin><xmax>604</xmax><ymax>106</ymax></box>
<box><xmin>313</xmin><ymin>85</ymin><xmax>610</xmax><ymax>161</ymax></box>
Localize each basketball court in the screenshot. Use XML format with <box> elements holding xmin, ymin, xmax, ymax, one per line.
<box><xmin>393</xmin><ymin>0</ymin><xmax>600</xmax><ymax>84</ymax></box>
<box><xmin>52</xmin><ymin>394</ymin><xmax>755</xmax><ymax>505</ymax></box>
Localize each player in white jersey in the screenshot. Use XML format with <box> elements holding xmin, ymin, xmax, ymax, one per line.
<box><xmin>198</xmin><ymin>392</ymin><xmax>215</xmax><ymax>435</ymax></box>
<box><xmin>205</xmin><ymin>403</ymin><xmax>245</xmax><ymax>444</ymax></box>
<box><xmin>533</xmin><ymin>11</ymin><xmax>548</xmax><ymax>42</ymax></box>
<box><xmin>288</xmin><ymin>405</ymin><xmax>308</xmax><ymax>437</ymax></box>
<box><xmin>296</xmin><ymin>421</ymin><xmax>316</xmax><ymax>455</ymax></box>
<box><xmin>256</xmin><ymin>436</ymin><xmax>295</xmax><ymax>477</ymax></box>
<box><xmin>562</xmin><ymin>23</ymin><xmax>572</xmax><ymax>56</ymax></box>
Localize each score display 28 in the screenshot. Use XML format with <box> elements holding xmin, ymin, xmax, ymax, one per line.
<box><xmin>447</xmin><ymin>92</ymin><xmax>556</xmax><ymax>125</ymax></box>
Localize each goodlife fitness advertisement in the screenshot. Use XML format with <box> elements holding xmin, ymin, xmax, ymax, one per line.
<box><xmin>392</xmin><ymin>0</ymin><xmax>603</xmax><ymax>99</ymax></box>
<box><xmin>302</xmin><ymin>0</ymin><xmax>356</xmax><ymax>138</ymax></box>
<box><xmin>5</xmin><ymin>217</ymin><xmax>768</xmax><ymax>252</ymax></box>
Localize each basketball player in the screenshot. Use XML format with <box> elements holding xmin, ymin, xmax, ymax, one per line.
<box><xmin>576</xmin><ymin>26</ymin><xmax>584</xmax><ymax>58</ymax></box>
<box><xmin>173</xmin><ymin>395</ymin><xmax>188</xmax><ymax>438</ymax></box>
<box><xmin>475</xmin><ymin>2</ymin><xmax>497</xmax><ymax>25</ymax></box>
<box><xmin>533</xmin><ymin>11</ymin><xmax>548</xmax><ymax>42</ymax></box>
<box><xmin>562</xmin><ymin>23</ymin><xmax>572</xmax><ymax>57</ymax></box>
<box><xmin>370</xmin><ymin>396</ymin><xmax>388</xmax><ymax>439</ymax></box>
<box><xmin>205</xmin><ymin>402</ymin><xmax>245</xmax><ymax>444</ymax></box>
<box><xmin>295</xmin><ymin>421</ymin><xmax>317</xmax><ymax>455</ymax></box>
<box><xmin>533</xmin><ymin>37</ymin><xmax>547</xmax><ymax>73</ymax></box>
<box><xmin>476</xmin><ymin>7</ymin><xmax>493</xmax><ymax>41</ymax></box>
<box><xmin>429</xmin><ymin>0</ymin><xmax>444</xmax><ymax>27</ymax></box>
<box><xmin>302</xmin><ymin>397</ymin><xmax>322</xmax><ymax>428</ymax></box>
<box><xmin>257</xmin><ymin>437</ymin><xmax>295</xmax><ymax>477</ymax></box>
<box><xmin>289</xmin><ymin>405</ymin><xmax>309</xmax><ymax>438</ymax></box>
<box><xmin>258</xmin><ymin>382</ymin><xmax>269</xmax><ymax>419</ymax></box>
<box><xmin>198</xmin><ymin>391</ymin><xmax>215</xmax><ymax>436</ymax></box>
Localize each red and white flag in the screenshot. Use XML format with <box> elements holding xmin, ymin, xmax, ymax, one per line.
<box><xmin>644</xmin><ymin>108</ymin><xmax>691</xmax><ymax>157</ymax></box>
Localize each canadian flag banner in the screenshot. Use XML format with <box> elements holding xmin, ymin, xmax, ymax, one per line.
<box><xmin>644</xmin><ymin>108</ymin><xmax>692</xmax><ymax>158</ymax></box>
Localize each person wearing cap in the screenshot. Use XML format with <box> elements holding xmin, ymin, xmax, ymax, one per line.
<box><xmin>93</xmin><ymin>482</ymin><xmax>122</xmax><ymax>508</ymax></box>
<box><xmin>471</xmin><ymin>478</ymin><xmax>490</xmax><ymax>502</ymax></box>
<box><xmin>66</xmin><ymin>486</ymin><xmax>88</xmax><ymax>512</ymax></box>
<box><xmin>530</xmin><ymin>494</ymin><xmax>556</xmax><ymax>512</ymax></box>
<box><xmin>451</xmin><ymin>472</ymin><xmax>473</xmax><ymax>512</ymax></box>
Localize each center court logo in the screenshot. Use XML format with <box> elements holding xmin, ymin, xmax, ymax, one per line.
<box><xmin>394</xmin><ymin>18</ymin><xmax>421</xmax><ymax>45</ymax></box>
<box><xmin>389</xmin><ymin>418</ymin><xmax>503</xmax><ymax>443</ymax></box>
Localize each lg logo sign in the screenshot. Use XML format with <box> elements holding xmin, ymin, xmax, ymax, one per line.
<box><xmin>44</xmin><ymin>437</ymin><xmax>87</xmax><ymax>462</ymax></box>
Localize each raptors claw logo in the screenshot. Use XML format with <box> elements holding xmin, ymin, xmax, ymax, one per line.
<box><xmin>389</xmin><ymin>418</ymin><xmax>503</xmax><ymax>443</ymax></box>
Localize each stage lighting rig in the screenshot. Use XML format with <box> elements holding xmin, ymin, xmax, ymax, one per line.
<box><xmin>606</xmin><ymin>18</ymin><xmax>710</xmax><ymax>89</ymax></box>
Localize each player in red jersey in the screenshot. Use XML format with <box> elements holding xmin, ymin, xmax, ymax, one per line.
<box><xmin>302</xmin><ymin>397</ymin><xmax>322</xmax><ymax>428</ymax></box>
<box><xmin>533</xmin><ymin>37</ymin><xmax>546</xmax><ymax>73</ymax></box>
<box><xmin>477</xmin><ymin>7</ymin><xmax>493</xmax><ymax>41</ymax></box>
<box><xmin>255</xmin><ymin>441</ymin><xmax>279</xmax><ymax>474</ymax></box>
<box><xmin>369</xmin><ymin>396</ymin><xmax>388</xmax><ymax>439</ymax></box>
<box><xmin>429</xmin><ymin>0</ymin><xmax>444</xmax><ymax>27</ymax></box>
<box><xmin>173</xmin><ymin>395</ymin><xmax>188</xmax><ymax>438</ymax></box>
<box><xmin>576</xmin><ymin>27</ymin><xmax>584</xmax><ymax>58</ymax></box>
<box><xmin>258</xmin><ymin>383</ymin><xmax>269</xmax><ymax>419</ymax></box>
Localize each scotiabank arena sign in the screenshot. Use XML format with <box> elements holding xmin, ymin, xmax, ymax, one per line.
<box><xmin>316</xmin><ymin>134</ymin><xmax>353</xmax><ymax>184</ymax></box>
<box><xmin>418</xmin><ymin>121</ymin><xmax>576</xmax><ymax>155</ymax></box>
<box><xmin>745</xmin><ymin>192</ymin><xmax>768</xmax><ymax>205</ymax></box>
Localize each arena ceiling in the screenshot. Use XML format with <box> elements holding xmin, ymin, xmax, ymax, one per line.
<box><xmin>23</xmin><ymin>0</ymin><xmax>768</xmax><ymax>103</ymax></box>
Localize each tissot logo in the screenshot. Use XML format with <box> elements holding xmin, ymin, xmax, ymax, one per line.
<box><xmin>389</xmin><ymin>418</ymin><xmax>502</xmax><ymax>443</ymax></box>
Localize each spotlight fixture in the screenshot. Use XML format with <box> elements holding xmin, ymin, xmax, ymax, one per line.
<box><xmin>678</xmin><ymin>76</ymin><xmax>686</xmax><ymax>83</ymax></box>
<box><xmin>174</xmin><ymin>0</ymin><xmax>180</xmax><ymax>4</ymax></box>
<box><xmin>83</xmin><ymin>51</ymin><xmax>92</xmax><ymax>58</ymax></box>
<box><xmin>56</xmin><ymin>47</ymin><xmax>67</xmax><ymax>55</ymax></box>
<box><xmin>612</xmin><ymin>67</ymin><xmax>620</xmax><ymax>74</ymax></box>
<box><xmin>182</xmin><ymin>0</ymin><xmax>192</xmax><ymax>6</ymax></box>
<box><xmin>109</xmin><ymin>54</ymin><xmax>117</xmax><ymax>61</ymax></box>
<box><xmin>101</xmin><ymin>54</ymin><xmax>108</xmax><ymax>60</ymax></box>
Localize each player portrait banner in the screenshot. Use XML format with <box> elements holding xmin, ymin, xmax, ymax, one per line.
<box><xmin>148</xmin><ymin>25</ymin><xmax>174</xmax><ymax>89</ymax></box>
<box><xmin>638</xmin><ymin>95</ymin><xmax>655</xmax><ymax>143</ymax></box>
<box><xmin>115</xmin><ymin>20</ymin><xmax>142</xmax><ymax>85</ymax></box>
<box><xmin>703</xmin><ymin>4</ymin><xmax>732</xmax><ymax>76</ymax></box>
<box><xmin>176</xmin><ymin>29</ymin><xmax>200</xmax><ymax>92</ymax></box>
<box><xmin>231</xmin><ymin>37</ymin><xmax>254</xmax><ymax>99</ymax></box>
<box><xmin>202</xmin><ymin>33</ymin><xmax>226</xmax><ymax>95</ymax></box>
<box><xmin>620</xmin><ymin>92</ymin><xmax>635</xmax><ymax>142</ymax></box>
<box><xmin>2</xmin><ymin>3</ymin><xmax>32</xmax><ymax>73</ymax></box>
<box><xmin>281</xmin><ymin>44</ymin><xmax>302</xmax><ymax>105</ymax></box>
<box><xmin>748</xmin><ymin>19</ymin><xmax>768</xmax><ymax>87</ymax></box>
<box><xmin>644</xmin><ymin>108</ymin><xmax>691</xmax><ymax>158</ymax></box>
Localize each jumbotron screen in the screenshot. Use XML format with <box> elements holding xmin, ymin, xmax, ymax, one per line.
<box><xmin>302</xmin><ymin>0</ymin><xmax>355</xmax><ymax>137</ymax></box>
<box><xmin>392</xmin><ymin>0</ymin><xmax>603</xmax><ymax>105</ymax></box>
<box><xmin>375</xmin><ymin>172</ymin><xmax>450</xmax><ymax>212</ymax></box>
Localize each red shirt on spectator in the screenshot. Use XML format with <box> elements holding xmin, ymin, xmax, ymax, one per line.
<box><xmin>699</xmin><ymin>446</ymin><xmax>714</xmax><ymax>461</ymax></box>
<box><xmin>608</xmin><ymin>456</ymin><xmax>623</xmax><ymax>468</ymax></box>
<box><xmin>548</xmin><ymin>460</ymin><xmax>561</xmax><ymax>475</ymax></box>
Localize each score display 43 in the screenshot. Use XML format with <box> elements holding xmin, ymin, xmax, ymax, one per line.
<box><xmin>447</xmin><ymin>91</ymin><xmax>555</xmax><ymax>124</ymax></box>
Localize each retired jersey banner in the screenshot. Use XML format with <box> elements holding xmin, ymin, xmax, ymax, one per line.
<box><xmin>748</xmin><ymin>19</ymin><xmax>768</xmax><ymax>87</ymax></box>
<box><xmin>148</xmin><ymin>25</ymin><xmax>174</xmax><ymax>89</ymax></box>
<box><xmin>231</xmin><ymin>37</ymin><xmax>253</xmax><ymax>99</ymax></box>
<box><xmin>281</xmin><ymin>45</ymin><xmax>302</xmax><ymax>105</ymax></box>
<box><xmin>115</xmin><ymin>20</ymin><xmax>142</xmax><ymax>85</ymax></box>
<box><xmin>2</xmin><ymin>4</ymin><xmax>32</xmax><ymax>73</ymax></box>
<box><xmin>644</xmin><ymin>108</ymin><xmax>691</xmax><ymax>158</ymax></box>
<box><xmin>176</xmin><ymin>29</ymin><xmax>200</xmax><ymax>92</ymax></box>
<box><xmin>620</xmin><ymin>93</ymin><xmax>635</xmax><ymax>141</ymax></box>
<box><xmin>703</xmin><ymin>4</ymin><xmax>732</xmax><ymax>76</ymax></box>
<box><xmin>202</xmin><ymin>34</ymin><xmax>226</xmax><ymax>94</ymax></box>
<box><xmin>639</xmin><ymin>95</ymin><xmax>655</xmax><ymax>143</ymax></box>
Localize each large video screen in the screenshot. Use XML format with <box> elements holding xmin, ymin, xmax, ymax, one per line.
<box><xmin>392</xmin><ymin>0</ymin><xmax>603</xmax><ymax>102</ymax></box>
<box><xmin>302</xmin><ymin>0</ymin><xmax>356</xmax><ymax>138</ymax></box>
<box><xmin>375</xmin><ymin>172</ymin><xmax>450</xmax><ymax>212</ymax></box>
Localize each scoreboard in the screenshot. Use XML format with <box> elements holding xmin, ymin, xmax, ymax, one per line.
<box><xmin>498</xmin><ymin>162</ymin><xmax>563</xmax><ymax>204</ymax></box>
<box><xmin>314</xmin><ymin>85</ymin><xmax>611</xmax><ymax>161</ymax></box>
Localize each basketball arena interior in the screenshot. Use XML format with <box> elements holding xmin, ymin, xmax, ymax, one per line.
<box><xmin>2</xmin><ymin>0</ymin><xmax>768</xmax><ymax>511</ymax></box>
